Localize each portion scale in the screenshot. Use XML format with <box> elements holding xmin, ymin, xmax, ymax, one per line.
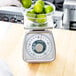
<box><xmin>23</xmin><ymin>1</ymin><xmax>56</xmax><ymax>63</ymax></box>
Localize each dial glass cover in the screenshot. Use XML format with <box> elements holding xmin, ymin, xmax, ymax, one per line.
<box><xmin>26</xmin><ymin>34</ymin><xmax>52</xmax><ymax>58</ymax></box>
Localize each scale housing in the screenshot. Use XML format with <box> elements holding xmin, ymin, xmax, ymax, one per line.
<box><xmin>23</xmin><ymin>30</ymin><xmax>56</xmax><ymax>63</ymax></box>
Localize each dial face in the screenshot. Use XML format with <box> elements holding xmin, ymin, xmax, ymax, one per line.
<box><xmin>26</xmin><ymin>34</ymin><xmax>52</xmax><ymax>59</ymax></box>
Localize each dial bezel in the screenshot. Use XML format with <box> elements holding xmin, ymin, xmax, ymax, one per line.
<box><xmin>24</xmin><ymin>33</ymin><xmax>53</xmax><ymax>59</ymax></box>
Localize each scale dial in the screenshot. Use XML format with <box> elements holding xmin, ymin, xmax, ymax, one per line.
<box><xmin>23</xmin><ymin>30</ymin><xmax>56</xmax><ymax>62</ymax></box>
<box><xmin>26</xmin><ymin>34</ymin><xmax>52</xmax><ymax>58</ymax></box>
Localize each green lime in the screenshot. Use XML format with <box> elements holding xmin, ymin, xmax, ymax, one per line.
<box><xmin>21</xmin><ymin>0</ymin><xmax>32</xmax><ymax>8</ymax></box>
<box><xmin>26</xmin><ymin>9</ymin><xmax>36</xmax><ymax>21</ymax></box>
<box><xmin>36</xmin><ymin>14</ymin><xmax>47</xmax><ymax>24</ymax></box>
<box><xmin>34</xmin><ymin>2</ymin><xmax>43</xmax><ymax>13</ymax></box>
<box><xmin>37</xmin><ymin>0</ymin><xmax>44</xmax><ymax>6</ymax></box>
<box><xmin>44</xmin><ymin>5</ymin><xmax>54</xmax><ymax>14</ymax></box>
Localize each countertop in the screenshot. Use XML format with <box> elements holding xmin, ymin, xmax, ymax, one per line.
<box><xmin>0</xmin><ymin>23</ymin><xmax>76</xmax><ymax>76</ymax></box>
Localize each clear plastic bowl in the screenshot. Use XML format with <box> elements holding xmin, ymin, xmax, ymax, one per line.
<box><xmin>23</xmin><ymin>1</ymin><xmax>55</xmax><ymax>29</ymax></box>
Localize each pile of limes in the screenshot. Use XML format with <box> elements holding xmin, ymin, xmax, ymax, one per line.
<box><xmin>21</xmin><ymin>0</ymin><xmax>54</xmax><ymax>24</ymax></box>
